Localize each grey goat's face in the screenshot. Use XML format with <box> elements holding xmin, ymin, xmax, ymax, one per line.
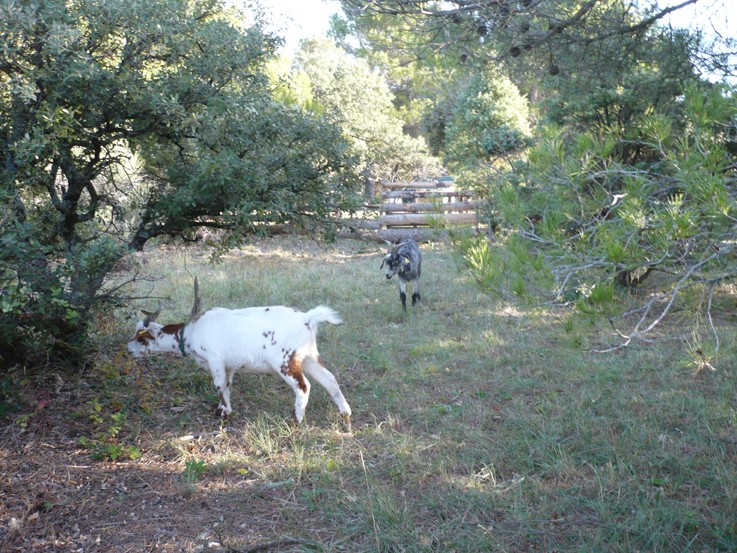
<box><xmin>381</xmin><ymin>252</ymin><xmax>410</xmax><ymax>279</ymax></box>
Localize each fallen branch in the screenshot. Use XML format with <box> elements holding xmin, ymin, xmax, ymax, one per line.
<box><xmin>595</xmin><ymin>251</ymin><xmax>720</xmax><ymax>353</ymax></box>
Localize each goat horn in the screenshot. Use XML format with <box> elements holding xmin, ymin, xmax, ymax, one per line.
<box><xmin>190</xmin><ymin>277</ymin><xmax>202</xmax><ymax>321</ymax></box>
<box><xmin>141</xmin><ymin>304</ymin><xmax>162</xmax><ymax>326</ymax></box>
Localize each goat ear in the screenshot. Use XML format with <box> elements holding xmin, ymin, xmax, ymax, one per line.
<box><xmin>141</xmin><ymin>304</ymin><xmax>162</xmax><ymax>326</ymax></box>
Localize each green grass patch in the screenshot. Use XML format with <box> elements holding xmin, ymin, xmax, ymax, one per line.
<box><xmin>83</xmin><ymin>237</ymin><xmax>737</xmax><ymax>550</ymax></box>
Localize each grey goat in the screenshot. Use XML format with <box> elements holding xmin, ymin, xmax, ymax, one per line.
<box><xmin>381</xmin><ymin>240</ymin><xmax>422</xmax><ymax>309</ymax></box>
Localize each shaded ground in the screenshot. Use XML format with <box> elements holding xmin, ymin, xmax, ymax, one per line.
<box><xmin>0</xmin><ymin>365</ymin><xmax>348</xmax><ymax>552</ymax></box>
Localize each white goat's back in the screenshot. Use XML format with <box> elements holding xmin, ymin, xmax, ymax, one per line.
<box><xmin>182</xmin><ymin>305</ymin><xmax>340</xmax><ymax>372</ymax></box>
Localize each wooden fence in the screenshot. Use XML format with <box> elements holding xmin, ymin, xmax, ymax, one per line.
<box><xmin>377</xmin><ymin>179</ymin><xmax>479</xmax><ymax>241</ymax></box>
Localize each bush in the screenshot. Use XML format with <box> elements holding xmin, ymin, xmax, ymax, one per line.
<box><xmin>460</xmin><ymin>81</ymin><xmax>737</xmax><ymax>349</ymax></box>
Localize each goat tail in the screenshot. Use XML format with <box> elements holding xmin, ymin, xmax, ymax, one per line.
<box><xmin>305</xmin><ymin>305</ymin><xmax>343</xmax><ymax>327</ymax></box>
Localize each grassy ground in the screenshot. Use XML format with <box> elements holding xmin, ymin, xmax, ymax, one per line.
<box><xmin>1</xmin><ymin>236</ymin><xmax>736</xmax><ymax>552</ymax></box>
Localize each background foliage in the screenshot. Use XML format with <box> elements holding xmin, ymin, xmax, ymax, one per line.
<box><xmin>282</xmin><ymin>38</ymin><xmax>442</xmax><ymax>187</ymax></box>
<box><xmin>1</xmin><ymin>0</ymin><xmax>361</xmax><ymax>367</ymax></box>
<box><xmin>2</xmin><ymin>0</ymin><xmax>736</xmax><ymax>368</ymax></box>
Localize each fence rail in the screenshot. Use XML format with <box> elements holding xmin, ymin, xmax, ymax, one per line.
<box><xmin>378</xmin><ymin>179</ymin><xmax>479</xmax><ymax>238</ymax></box>
<box><xmin>381</xmin><ymin>200</ymin><xmax>479</xmax><ymax>213</ymax></box>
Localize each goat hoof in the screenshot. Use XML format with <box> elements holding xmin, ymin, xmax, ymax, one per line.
<box><xmin>214</xmin><ymin>406</ymin><xmax>230</xmax><ymax>419</ymax></box>
<box><xmin>341</xmin><ymin>414</ymin><xmax>353</xmax><ymax>432</ymax></box>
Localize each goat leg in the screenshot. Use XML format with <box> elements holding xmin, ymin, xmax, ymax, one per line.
<box><xmin>399</xmin><ymin>280</ymin><xmax>408</xmax><ymax>310</ymax></box>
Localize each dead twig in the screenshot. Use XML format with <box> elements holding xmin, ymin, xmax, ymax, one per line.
<box><xmin>595</xmin><ymin>251</ymin><xmax>720</xmax><ymax>353</ymax></box>
<box><xmin>218</xmin><ymin>536</ymin><xmax>317</xmax><ymax>552</ymax></box>
<box><xmin>242</xmin><ymin>538</ymin><xmax>316</xmax><ymax>552</ymax></box>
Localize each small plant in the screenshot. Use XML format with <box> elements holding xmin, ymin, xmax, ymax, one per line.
<box><xmin>182</xmin><ymin>458</ymin><xmax>207</xmax><ymax>484</ymax></box>
<box><xmin>78</xmin><ymin>407</ymin><xmax>142</xmax><ymax>462</ymax></box>
<box><xmin>685</xmin><ymin>333</ymin><xmax>717</xmax><ymax>373</ymax></box>
<box><xmin>176</xmin><ymin>458</ymin><xmax>208</xmax><ymax>498</ymax></box>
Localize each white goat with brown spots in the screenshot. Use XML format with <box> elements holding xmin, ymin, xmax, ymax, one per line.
<box><xmin>127</xmin><ymin>280</ymin><xmax>351</xmax><ymax>427</ymax></box>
